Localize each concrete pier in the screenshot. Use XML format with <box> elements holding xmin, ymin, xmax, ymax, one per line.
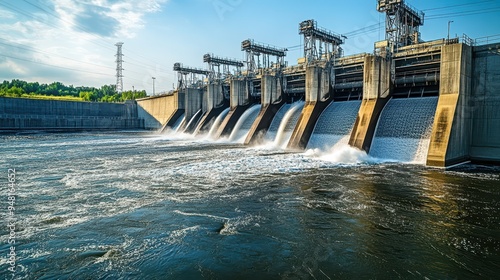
<box><xmin>349</xmin><ymin>55</ymin><xmax>391</xmax><ymax>152</ymax></box>
<box><xmin>194</xmin><ymin>82</ymin><xmax>228</xmax><ymax>135</ymax></box>
<box><xmin>287</xmin><ymin>65</ymin><xmax>333</xmax><ymax>150</ymax></box>
<box><xmin>181</xmin><ymin>88</ymin><xmax>203</xmax><ymax>133</ymax></box>
<box><xmin>427</xmin><ymin>44</ymin><xmax>473</xmax><ymax>167</ymax></box>
<box><xmin>214</xmin><ymin>79</ymin><xmax>251</xmax><ymax>138</ymax></box>
<box><xmin>245</xmin><ymin>74</ymin><xmax>284</xmax><ymax>145</ymax></box>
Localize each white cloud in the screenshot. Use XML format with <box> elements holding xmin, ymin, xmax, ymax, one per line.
<box><xmin>0</xmin><ymin>0</ymin><xmax>169</xmax><ymax>88</ymax></box>
<box><xmin>0</xmin><ymin>59</ymin><xmax>28</xmax><ymax>75</ymax></box>
<box><xmin>0</xmin><ymin>8</ymin><xmax>17</xmax><ymax>19</ymax></box>
<box><xmin>49</xmin><ymin>0</ymin><xmax>168</xmax><ymax>38</ymax></box>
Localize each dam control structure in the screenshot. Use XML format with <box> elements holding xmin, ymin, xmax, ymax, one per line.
<box><xmin>139</xmin><ymin>0</ymin><xmax>500</xmax><ymax>167</ymax></box>
<box><xmin>4</xmin><ymin>1</ymin><xmax>496</xmax><ymax>168</ymax></box>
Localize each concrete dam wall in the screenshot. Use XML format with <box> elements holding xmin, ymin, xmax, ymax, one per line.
<box><xmin>151</xmin><ymin>41</ymin><xmax>500</xmax><ymax>167</ymax></box>
<box><xmin>0</xmin><ymin>97</ymin><xmax>142</xmax><ymax>130</ymax></box>
<box><xmin>136</xmin><ymin>91</ymin><xmax>185</xmax><ymax>130</ymax></box>
<box><xmin>470</xmin><ymin>43</ymin><xmax>500</xmax><ymax>163</ymax></box>
<box><xmin>3</xmin><ymin>42</ymin><xmax>498</xmax><ymax>167</ymax></box>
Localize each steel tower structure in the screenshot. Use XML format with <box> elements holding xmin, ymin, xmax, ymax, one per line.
<box><xmin>241</xmin><ymin>39</ymin><xmax>287</xmax><ymax>74</ymax></box>
<box><xmin>115</xmin><ymin>42</ymin><xmax>124</xmax><ymax>93</ymax></box>
<box><xmin>203</xmin><ymin>53</ymin><xmax>244</xmax><ymax>81</ymax></box>
<box><xmin>299</xmin><ymin>19</ymin><xmax>345</xmax><ymax>64</ymax></box>
<box><xmin>377</xmin><ymin>0</ymin><xmax>424</xmax><ymax>48</ymax></box>
<box><xmin>173</xmin><ymin>63</ymin><xmax>209</xmax><ymax>89</ymax></box>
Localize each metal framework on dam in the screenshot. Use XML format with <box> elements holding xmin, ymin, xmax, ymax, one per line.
<box><xmin>203</xmin><ymin>53</ymin><xmax>244</xmax><ymax>81</ymax></box>
<box><xmin>377</xmin><ymin>0</ymin><xmax>424</xmax><ymax>48</ymax></box>
<box><xmin>173</xmin><ymin>62</ymin><xmax>209</xmax><ymax>89</ymax></box>
<box><xmin>299</xmin><ymin>19</ymin><xmax>345</xmax><ymax>63</ymax></box>
<box><xmin>241</xmin><ymin>39</ymin><xmax>287</xmax><ymax>73</ymax></box>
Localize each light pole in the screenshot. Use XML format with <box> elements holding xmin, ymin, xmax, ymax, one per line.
<box><xmin>152</xmin><ymin>77</ymin><xmax>156</xmax><ymax>95</ymax></box>
<box><xmin>447</xmin><ymin>20</ymin><xmax>454</xmax><ymax>42</ymax></box>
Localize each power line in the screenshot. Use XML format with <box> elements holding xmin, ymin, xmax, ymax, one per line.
<box><xmin>0</xmin><ymin>51</ymin><xmax>148</xmax><ymax>85</ymax></box>
<box><xmin>421</xmin><ymin>0</ymin><xmax>494</xmax><ymax>12</ymax></box>
<box><xmin>344</xmin><ymin>23</ymin><xmax>381</xmax><ymax>37</ymax></box>
<box><xmin>0</xmin><ymin>39</ymin><xmax>114</xmax><ymax>70</ymax></box>
<box><xmin>426</xmin><ymin>6</ymin><xmax>500</xmax><ymax>20</ymax></box>
<box><xmin>0</xmin><ymin>53</ymin><xmax>113</xmax><ymax>77</ymax></box>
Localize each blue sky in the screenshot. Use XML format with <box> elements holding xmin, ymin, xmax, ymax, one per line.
<box><xmin>1</xmin><ymin>0</ymin><xmax>499</xmax><ymax>94</ymax></box>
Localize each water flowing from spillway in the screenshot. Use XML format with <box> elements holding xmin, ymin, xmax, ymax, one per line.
<box><xmin>228</xmin><ymin>105</ymin><xmax>262</xmax><ymax>143</ymax></box>
<box><xmin>264</xmin><ymin>101</ymin><xmax>305</xmax><ymax>143</ymax></box>
<box><xmin>183</xmin><ymin>109</ymin><xmax>202</xmax><ymax>133</ymax></box>
<box><xmin>273</xmin><ymin>101</ymin><xmax>305</xmax><ymax>148</ymax></box>
<box><xmin>369</xmin><ymin>97</ymin><xmax>438</xmax><ymax>163</ymax></box>
<box><xmin>265</xmin><ymin>104</ymin><xmax>292</xmax><ymax>142</ymax></box>
<box><xmin>207</xmin><ymin>108</ymin><xmax>230</xmax><ymax>139</ymax></box>
<box><xmin>173</xmin><ymin>113</ymin><xmax>185</xmax><ymax>132</ymax></box>
<box><xmin>307</xmin><ymin>101</ymin><xmax>361</xmax><ymax>150</ymax></box>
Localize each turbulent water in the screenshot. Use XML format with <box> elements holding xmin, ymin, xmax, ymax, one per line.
<box><xmin>1</xmin><ymin>130</ymin><xmax>499</xmax><ymax>279</ymax></box>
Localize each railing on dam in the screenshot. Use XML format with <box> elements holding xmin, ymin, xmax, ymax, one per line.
<box><xmin>474</xmin><ymin>34</ymin><xmax>500</xmax><ymax>46</ymax></box>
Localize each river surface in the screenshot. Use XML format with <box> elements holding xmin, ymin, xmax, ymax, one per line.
<box><xmin>0</xmin><ymin>131</ymin><xmax>499</xmax><ymax>279</ymax></box>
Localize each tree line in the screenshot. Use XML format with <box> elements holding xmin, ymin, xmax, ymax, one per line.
<box><xmin>0</xmin><ymin>79</ymin><xmax>147</xmax><ymax>102</ymax></box>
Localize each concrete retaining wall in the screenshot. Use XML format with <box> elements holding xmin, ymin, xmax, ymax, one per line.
<box><xmin>470</xmin><ymin>43</ymin><xmax>500</xmax><ymax>163</ymax></box>
<box><xmin>136</xmin><ymin>92</ymin><xmax>184</xmax><ymax>130</ymax></box>
<box><xmin>0</xmin><ymin>97</ymin><xmax>142</xmax><ymax>130</ymax></box>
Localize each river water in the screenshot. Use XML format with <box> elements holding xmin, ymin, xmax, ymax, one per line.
<box><xmin>0</xmin><ymin>131</ymin><xmax>499</xmax><ymax>279</ymax></box>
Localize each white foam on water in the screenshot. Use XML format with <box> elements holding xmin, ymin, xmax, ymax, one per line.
<box><xmin>173</xmin><ymin>210</ymin><xmax>229</xmax><ymax>221</ymax></box>
<box><xmin>305</xmin><ymin>136</ymin><xmax>376</xmax><ymax>165</ymax></box>
<box><xmin>219</xmin><ymin>214</ymin><xmax>261</xmax><ymax>235</ymax></box>
<box><xmin>165</xmin><ymin>225</ymin><xmax>201</xmax><ymax>244</ymax></box>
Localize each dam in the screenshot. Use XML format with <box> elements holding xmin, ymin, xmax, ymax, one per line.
<box><xmin>136</xmin><ymin>1</ymin><xmax>500</xmax><ymax>168</ymax></box>
<box><xmin>1</xmin><ymin>0</ymin><xmax>499</xmax><ymax>168</ymax></box>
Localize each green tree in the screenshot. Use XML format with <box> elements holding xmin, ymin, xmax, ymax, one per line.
<box><xmin>0</xmin><ymin>86</ymin><xmax>25</xmax><ymax>97</ymax></box>
<box><xmin>79</xmin><ymin>91</ymin><xmax>97</xmax><ymax>101</ymax></box>
<box><xmin>0</xmin><ymin>79</ymin><xmax>144</xmax><ymax>103</ymax></box>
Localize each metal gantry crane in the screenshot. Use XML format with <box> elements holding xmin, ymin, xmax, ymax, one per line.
<box><xmin>173</xmin><ymin>63</ymin><xmax>210</xmax><ymax>89</ymax></box>
<box><xmin>241</xmin><ymin>39</ymin><xmax>287</xmax><ymax>74</ymax></box>
<box><xmin>203</xmin><ymin>54</ymin><xmax>244</xmax><ymax>82</ymax></box>
<box><xmin>377</xmin><ymin>0</ymin><xmax>424</xmax><ymax>48</ymax></box>
<box><xmin>299</xmin><ymin>19</ymin><xmax>345</xmax><ymax>64</ymax></box>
